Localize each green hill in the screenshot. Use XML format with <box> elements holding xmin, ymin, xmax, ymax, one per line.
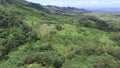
<box><xmin>0</xmin><ymin>0</ymin><xmax>120</xmax><ymax>68</ymax></box>
<box><xmin>44</xmin><ymin>5</ymin><xmax>90</xmax><ymax>15</ymax></box>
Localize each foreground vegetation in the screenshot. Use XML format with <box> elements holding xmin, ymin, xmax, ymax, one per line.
<box><xmin>0</xmin><ymin>0</ymin><xmax>120</xmax><ymax>68</ymax></box>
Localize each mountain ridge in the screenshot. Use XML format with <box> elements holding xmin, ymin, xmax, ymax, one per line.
<box><xmin>0</xmin><ymin>0</ymin><xmax>90</xmax><ymax>15</ymax></box>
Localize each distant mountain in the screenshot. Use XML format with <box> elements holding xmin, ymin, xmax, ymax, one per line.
<box><xmin>84</xmin><ymin>7</ymin><xmax>120</xmax><ymax>12</ymax></box>
<box><xmin>45</xmin><ymin>5</ymin><xmax>90</xmax><ymax>15</ymax></box>
<box><xmin>0</xmin><ymin>0</ymin><xmax>90</xmax><ymax>15</ymax></box>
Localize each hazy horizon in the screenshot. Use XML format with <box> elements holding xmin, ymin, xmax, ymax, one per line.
<box><xmin>26</xmin><ymin>0</ymin><xmax>120</xmax><ymax>11</ymax></box>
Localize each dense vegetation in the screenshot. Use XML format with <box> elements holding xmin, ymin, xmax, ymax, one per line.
<box><xmin>0</xmin><ymin>10</ymin><xmax>38</xmax><ymax>59</ymax></box>
<box><xmin>0</xmin><ymin>0</ymin><xmax>120</xmax><ymax>68</ymax></box>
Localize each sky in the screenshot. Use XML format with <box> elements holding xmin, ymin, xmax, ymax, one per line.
<box><xmin>26</xmin><ymin>0</ymin><xmax>120</xmax><ymax>8</ymax></box>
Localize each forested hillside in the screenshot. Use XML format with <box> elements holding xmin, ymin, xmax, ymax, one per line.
<box><xmin>0</xmin><ymin>0</ymin><xmax>120</xmax><ymax>68</ymax></box>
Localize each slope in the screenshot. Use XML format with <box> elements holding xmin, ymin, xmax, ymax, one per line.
<box><xmin>0</xmin><ymin>0</ymin><xmax>120</xmax><ymax>68</ymax></box>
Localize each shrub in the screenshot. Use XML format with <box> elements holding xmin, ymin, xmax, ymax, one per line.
<box><xmin>24</xmin><ymin>51</ymin><xmax>64</xmax><ymax>68</ymax></box>
<box><xmin>27</xmin><ymin>63</ymin><xmax>41</xmax><ymax>68</ymax></box>
<box><xmin>26</xmin><ymin>31</ymin><xmax>38</xmax><ymax>42</ymax></box>
<box><xmin>67</xmin><ymin>52</ymin><xmax>75</xmax><ymax>60</ymax></box>
<box><xmin>50</xmin><ymin>31</ymin><xmax>57</xmax><ymax>35</ymax></box>
<box><xmin>96</xmin><ymin>20</ymin><xmax>108</xmax><ymax>30</ymax></box>
<box><xmin>39</xmin><ymin>43</ymin><xmax>54</xmax><ymax>52</ymax></box>
<box><xmin>24</xmin><ymin>54</ymin><xmax>35</xmax><ymax>64</ymax></box>
<box><xmin>55</xmin><ymin>24</ymin><xmax>64</xmax><ymax>31</ymax></box>
<box><xmin>93</xmin><ymin>56</ymin><xmax>118</xmax><ymax>68</ymax></box>
<box><xmin>75</xmin><ymin>44</ymin><xmax>104</xmax><ymax>56</ymax></box>
<box><xmin>110</xmin><ymin>32</ymin><xmax>120</xmax><ymax>42</ymax></box>
<box><xmin>77</xmin><ymin>15</ymin><xmax>109</xmax><ymax>30</ymax></box>
<box><xmin>106</xmin><ymin>46</ymin><xmax>120</xmax><ymax>59</ymax></box>
<box><xmin>53</xmin><ymin>58</ymin><xmax>63</xmax><ymax>68</ymax></box>
<box><xmin>0</xmin><ymin>10</ymin><xmax>38</xmax><ymax>59</ymax></box>
<box><xmin>0</xmin><ymin>45</ymin><xmax>5</xmax><ymax>57</ymax></box>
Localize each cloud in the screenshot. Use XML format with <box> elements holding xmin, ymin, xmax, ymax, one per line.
<box><xmin>26</xmin><ymin>0</ymin><xmax>120</xmax><ymax>8</ymax></box>
<box><xmin>74</xmin><ymin>0</ymin><xmax>109</xmax><ymax>7</ymax></box>
<box><xmin>51</xmin><ymin>0</ymin><xmax>120</xmax><ymax>7</ymax></box>
<box><xmin>114</xmin><ymin>1</ymin><xmax>120</xmax><ymax>4</ymax></box>
<box><xmin>85</xmin><ymin>0</ymin><xmax>99</xmax><ymax>4</ymax></box>
<box><xmin>84</xmin><ymin>0</ymin><xmax>108</xmax><ymax>5</ymax></box>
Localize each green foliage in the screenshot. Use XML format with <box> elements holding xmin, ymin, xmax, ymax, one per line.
<box><xmin>26</xmin><ymin>2</ymin><xmax>45</xmax><ymax>12</ymax></box>
<box><xmin>77</xmin><ymin>16</ymin><xmax>109</xmax><ymax>30</ymax></box>
<box><xmin>39</xmin><ymin>42</ymin><xmax>55</xmax><ymax>52</ymax></box>
<box><xmin>0</xmin><ymin>1</ymin><xmax>120</xmax><ymax>68</ymax></box>
<box><xmin>106</xmin><ymin>46</ymin><xmax>120</xmax><ymax>60</ymax></box>
<box><xmin>110</xmin><ymin>32</ymin><xmax>120</xmax><ymax>42</ymax></box>
<box><xmin>0</xmin><ymin>45</ymin><xmax>5</xmax><ymax>57</ymax></box>
<box><xmin>27</xmin><ymin>63</ymin><xmax>41</xmax><ymax>68</ymax></box>
<box><xmin>53</xmin><ymin>58</ymin><xmax>63</xmax><ymax>68</ymax></box>
<box><xmin>55</xmin><ymin>24</ymin><xmax>64</xmax><ymax>31</ymax></box>
<box><xmin>93</xmin><ymin>56</ymin><xmax>119</xmax><ymax>68</ymax></box>
<box><xmin>0</xmin><ymin>10</ymin><xmax>38</xmax><ymax>59</ymax></box>
<box><xmin>75</xmin><ymin>44</ymin><xmax>104</xmax><ymax>56</ymax></box>
<box><xmin>24</xmin><ymin>51</ymin><xmax>64</xmax><ymax>68</ymax></box>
